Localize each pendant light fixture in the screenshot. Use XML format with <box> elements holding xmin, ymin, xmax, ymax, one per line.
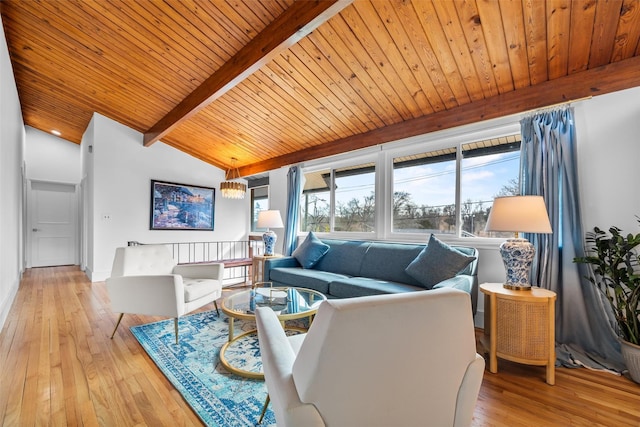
<box><xmin>220</xmin><ymin>158</ymin><xmax>246</xmax><ymax>199</ymax></box>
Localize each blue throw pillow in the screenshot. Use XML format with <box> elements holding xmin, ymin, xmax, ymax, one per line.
<box><xmin>292</xmin><ymin>232</ymin><xmax>330</xmax><ymax>269</ymax></box>
<box><xmin>405</xmin><ymin>234</ymin><xmax>476</xmax><ymax>289</ymax></box>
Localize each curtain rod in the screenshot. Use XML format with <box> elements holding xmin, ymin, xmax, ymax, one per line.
<box><xmin>526</xmin><ymin>95</ymin><xmax>593</xmax><ymax>115</ymax></box>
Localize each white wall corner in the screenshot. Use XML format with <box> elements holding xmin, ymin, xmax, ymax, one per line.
<box><xmin>85</xmin><ymin>265</ymin><xmax>110</xmax><ymax>283</ymax></box>
<box><xmin>84</xmin><ymin>113</ymin><xmax>250</xmax><ymax>280</ymax></box>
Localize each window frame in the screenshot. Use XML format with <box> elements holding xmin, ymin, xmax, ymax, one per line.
<box><xmin>299</xmin><ymin>119</ymin><xmax>521</xmax><ymax>247</ymax></box>
<box><xmin>301</xmin><ymin>153</ymin><xmax>379</xmax><ymax>240</ymax></box>
<box><xmin>250</xmin><ymin>185</ymin><xmax>270</xmax><ymax>232</ymax></box>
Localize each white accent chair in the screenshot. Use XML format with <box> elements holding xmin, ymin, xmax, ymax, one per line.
<box><xmin>106</xmin><ymin>244</ymin><xmax>224</xmax><ymax>343</ymax></box>
<box><xmin>256</xmin><ymin>288</ymin><xmax>485</xmax><ymax>427</ymax></box>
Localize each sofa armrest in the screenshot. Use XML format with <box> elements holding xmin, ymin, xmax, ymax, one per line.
<box><xmin>263</xmin><ymin>257</ymin><xmax>301</xmax><ymax>282</ymax></box>
<box><xmin>433</xmin><ymin>274</ymin><xmax>478</xmax><ymax>315</ymax></box>
<box><xmin>256</xmin><ymin>307</ymin><xmax>324</xmax><ymax>427</ymax></box>
<box><xmin>106</xmin><ymin>275</ymin><xmax>184</xmax><ymax>317</ymax></box>
<box><xmin>173</xmin><ymin>263</ymin><xmax>224</xmax><ymax>281</ymax></box>
<box><xmin>432</xmin><ymin>275</ymin><xmax>473</xmax><ymax>293</ymax></box>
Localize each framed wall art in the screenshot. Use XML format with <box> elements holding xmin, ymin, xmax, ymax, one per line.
<box><xmin>150</xmin><ymin>180</ymin><xmax>215</xmax><ymax>230</ymax></box>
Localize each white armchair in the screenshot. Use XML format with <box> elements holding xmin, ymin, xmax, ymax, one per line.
<box><xmin>106</xmin><ymin>244</ymin><xmax>224</xmax><ymax>343</ymax></box>
<box><xmin>256</xmin><ymin>288</ymin><xmax>484</xmax><ymax>427</ymax></box>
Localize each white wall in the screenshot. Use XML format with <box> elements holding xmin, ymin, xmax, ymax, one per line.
<box><xmin>24</xmin><ymin>126</ymin><xmax>81</xmax><ymax>183</ymax></box>
<box><xmin>81</xmin><ymin>116</ymin><xmax>95</xmax><ymax>274</ymax></box>
<box><xmin>0</xmin><ymin>18</ymin><xmax>25</xmax><ymax>330</ymax></box>
<box><xmin>575</xmin><ymin>87</ymin><xmax>640</xmax><ymax>234</ymax></box>
<box><xmin>82</xmin><ymin>113</ymin><xmax>250</xmax><ymax>281</ymax></box>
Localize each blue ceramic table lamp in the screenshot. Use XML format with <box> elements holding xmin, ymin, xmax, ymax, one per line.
<box><xmin>485</xmin><ymin>196</ymin><xmax>552</xmax><ymax>290</ymax></box>
<box><xmin>257</xmin><ymin>210</ymin><xmax>284</xmax><ymax>256</ymax></box>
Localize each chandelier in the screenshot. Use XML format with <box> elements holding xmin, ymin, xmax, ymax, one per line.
<box><xmin>220</xmin><ymin>158</ymin><xmax>247</xmax><ymax>199</ymax></box>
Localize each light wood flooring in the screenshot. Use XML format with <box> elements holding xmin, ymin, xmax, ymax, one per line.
<box><xmin>1</xmin><ymin>266</ymin><xmax>639</xmax><ymax>426</ymax></box>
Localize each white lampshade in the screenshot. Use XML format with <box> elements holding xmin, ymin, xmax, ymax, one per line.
<box><xmin>485</xmin><ymin>196</ymin><xmax>552</xmax><ymax>235</ymax></box>
<box><xmin>257</xmin><ymin>210</ymin><xmax>284</xmax><ymax>229</ymax></box>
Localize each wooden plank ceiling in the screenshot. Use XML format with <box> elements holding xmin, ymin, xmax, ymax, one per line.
<box><xmin>3</xmin><ymin>0</ymin><xmax>640</xmax><ymax>177</ymax></box>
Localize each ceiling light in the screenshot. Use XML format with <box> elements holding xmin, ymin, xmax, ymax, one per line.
<box><xmin>51</xmin><ymin>130</ymin><xmax>61</xmax><ymax>136</ymax></box>
<box><xmin>220</xmin><ymin>158</ymin><xmax>246</xmax><ymax>199</ymax></box>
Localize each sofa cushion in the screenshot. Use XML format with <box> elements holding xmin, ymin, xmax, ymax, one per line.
<box><xmin>312</xmin><ymin>240</ymin><xmax>370</xmax><ymax>276</ymax></box>
<box><xmin>329</xmin><ymin>277</ymin><xmax>425</xmax><ymax>299</ymax></box>
<box><xmin>292</xmin><ymin>232</ymin><xmax>330</xmax><ymax>268</ymax></box>
<box><xmin>269</xmin><ymin>267</ymin><xmax>350</xmax><ymax>295</ymax></box>
<box><xmin>360</xmin><ymin>242</ymin><xmax>424</xmax><ymax>287</ymax></box>
<box><xmin>405</xmin><ymin>234</ymin><xmax>476</xmax><ymax>289</ymax></box>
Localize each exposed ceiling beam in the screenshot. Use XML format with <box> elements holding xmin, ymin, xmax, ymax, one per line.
<box><xmin>239</xmin><ymin>56</ymin><xmax>640</xmax><ymax>177</ymax></box>
<box><xmin>143</xmin><ymin>0</ymin><xmax>353</xmax><ymax>147</ymax></box>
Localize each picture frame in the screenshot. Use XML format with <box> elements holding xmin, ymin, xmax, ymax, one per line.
<box><xmin>150</xmin><ymin>180</ymin><xmax>215</xmax><ymax>230</ymax></box>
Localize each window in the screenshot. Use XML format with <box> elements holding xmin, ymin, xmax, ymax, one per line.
<box><xmin>299</xmin><ymin>128</ymin><xmax>521</xmax><ymax>239</ymax></box>
<box><xmin>391</xmin><ymin>135</ymin><xmax>521</xmax><ymax>237</ymax></box>
<box><xmin>250</xmin><ymin>186</ymin><xmax>269</xmax><ymax>232</ymax></box>
<box><xmin>301</xmin><ymin>163</ymin><xmax>376</xmax><ymax>233</ymax></box>
<box><xmin>460</xmin><ymin>136</ymin><xmax>521</xmax><ymax>238</ymax></box>
<box><xmin>392</xmin><ymin>148</ymin><xmax>457</xmax><ymax>234</ymax></box>
<box><xmin>334</xmin><ymin>164</ymin><xmax>375</xmax><ymax>232</ymax></box>
<box><xmin>300</xmin><ymin>168</ymin><xmax>330</xmax><ymax>232</ymax></box>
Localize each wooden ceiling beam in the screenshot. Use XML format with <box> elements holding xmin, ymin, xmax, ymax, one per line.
<box><xmin>143</xmin><ymin>0</ymin><xmax>353</xmax><ymax>147</ymax></box>
<box><xmin>238</xmin><ymin>56</ymin><xmax>640</xmax><ymax>177</ymax></box>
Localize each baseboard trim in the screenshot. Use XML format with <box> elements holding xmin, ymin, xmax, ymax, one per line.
<box><xmin>85</xmin><ymin>266</ymin><xmax>111</xmax><ymax>283</ymax></box>
<box><xmin>0</xmin><ymin>278</ymin><xmax>20</xmax><ymax>331</ymax></box>
<box><xmin>474</xmin><ymin>309</ymin><xmax>484</xmax><ymax>329</ymax></box>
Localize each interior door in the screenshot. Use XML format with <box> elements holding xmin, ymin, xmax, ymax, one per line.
<box><xmin>29</xmin><ymin>181</ymin><xmax>78</xmax><ymax>267</ymax></box>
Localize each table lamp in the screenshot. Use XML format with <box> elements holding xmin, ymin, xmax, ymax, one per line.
<box><xmin>485</xmin><ymin>196</ymin><xmax>552</xmax><ymax>290</ymax></box>
<box><xmin>257</xmin><ymin>210</ymin><xmax>284</xmax><ymax>256</ymax></box>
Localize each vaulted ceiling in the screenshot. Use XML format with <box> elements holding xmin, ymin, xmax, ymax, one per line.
<box><xmin>3</xmin><ymin>0</ymin><xmax>640</xmax><ymax>177</ymax></box>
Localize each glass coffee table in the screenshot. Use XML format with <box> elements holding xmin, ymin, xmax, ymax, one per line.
<box><xmin>220</xmin><ymin>286</ymin><xmax>327</xmax><ymax>379</ymax></box>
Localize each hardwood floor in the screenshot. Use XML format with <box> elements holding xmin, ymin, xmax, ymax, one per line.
<box><xmin>0</xmin><ymin>266</ymin><xmax>638</xmax><ymax>426</ymax></box>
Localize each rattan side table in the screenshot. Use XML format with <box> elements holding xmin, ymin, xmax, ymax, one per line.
<box><xmin>251</xmin><ymin>254</ymin><xmax>282</xmax><ymax>284</ymax></box>
<box><xmin>480</xmin><ymin>282</ymin><xmax>557</xmax><ymax>385</ymax></box>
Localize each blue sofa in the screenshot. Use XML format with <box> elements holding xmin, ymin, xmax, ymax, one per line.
<box><xmin>263</xmin><ymin>238</ymin><xmax>479</xmax><ymax>314</ymax></box>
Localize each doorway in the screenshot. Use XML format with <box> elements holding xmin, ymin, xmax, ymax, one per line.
<box><xmin>28</xmin><ymin>180</ymin><xmax>79</xmax><ymax>267</ymax></box>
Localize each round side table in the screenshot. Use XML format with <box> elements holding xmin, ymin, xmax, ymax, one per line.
<box><xmin>480</xmin><ymin>282</ymin><xmax>557</xmax><ymax>385</ymax></box>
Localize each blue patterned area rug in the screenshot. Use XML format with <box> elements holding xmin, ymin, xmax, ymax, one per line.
<box><xmin>131</xmin><ymin>310</ymin><xmax>289</xmax><ymax>427</ymax></box>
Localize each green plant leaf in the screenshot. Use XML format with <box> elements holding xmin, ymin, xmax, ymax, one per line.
<box><xmin>574</xmin><ymin>218</ymin><xmax>640</xmax><ymax>344</ymax></box>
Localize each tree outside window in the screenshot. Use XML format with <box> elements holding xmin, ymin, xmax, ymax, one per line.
<box><xmin>393</xmin><ymin>148</ymin><xmax>457</xmax><ymax>234</ymax></box>
<box><xmin>391</xmin><ymin>136</ymin><xmax>520</xmax><ymax>237</ymax></box>
<box><xmin>300</xmin><ymin>169</ymin><xmax>330</xmax><ymax>232</ymax></box>
<box><xmin>301</xmin><ymin>164</ymin><xmax>375</xmax><ymax>233</ymax></box>
<box><xmin>333</xmin><ymin>165</ymin><xmax>375</xmax><ymax>232</ymax></box>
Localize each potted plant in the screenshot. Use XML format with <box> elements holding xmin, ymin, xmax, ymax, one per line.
<box><xmin>574</xmin><ymin>221</ymin><xmax>640</xmax><ymax>383</ymax></box>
